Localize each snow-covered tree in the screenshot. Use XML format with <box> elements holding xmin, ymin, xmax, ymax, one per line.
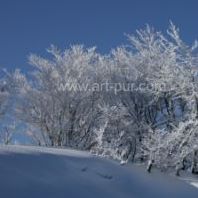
<box><xmin>16</xmin><ymin>45</ymin><xmax>103</xmax><ymax>148</ymax></box>
<box><xmin>0</xmin><ymin>78</ymin><xmax>9</xmax><ymax>117</ymax></box>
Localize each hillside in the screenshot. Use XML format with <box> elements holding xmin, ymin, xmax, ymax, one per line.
<box><xmin>0</xmin><ymin>145</ymin><xmax>197</xmax><ymax>198</ymax></box>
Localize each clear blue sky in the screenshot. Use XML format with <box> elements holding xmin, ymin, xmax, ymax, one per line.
<box><xmin>0</xmin><ymin>0</ymin><xmax>198</xmax><ymax>72</ymax></box>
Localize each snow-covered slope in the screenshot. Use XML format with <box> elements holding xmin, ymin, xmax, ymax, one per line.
<box><xmin>0</xmin><ymin>145</ymin><xmax>197</xmax><ymax>198</ymax></box>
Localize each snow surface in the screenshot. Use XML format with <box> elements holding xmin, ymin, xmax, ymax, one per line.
<box><xmin>0</xmin><ymin>145</ymin><xmax>198</xmax><ymax>198</ymax></box>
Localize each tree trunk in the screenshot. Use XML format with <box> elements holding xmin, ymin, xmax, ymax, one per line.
<box><xmin>147</xmin><ymin>159</ymin><xmax>154</xmax><ymax>173</ymax></box>
<box><xmin>191</xmin><ymin>149</ymin><xmax>198</xmax><ymax>174</ymax></box>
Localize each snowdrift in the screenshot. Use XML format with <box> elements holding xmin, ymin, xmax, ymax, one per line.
<box><xmin>0</xmin><ymin>145</ymin><xmax>197</xmax><ymax>198</ymax></box>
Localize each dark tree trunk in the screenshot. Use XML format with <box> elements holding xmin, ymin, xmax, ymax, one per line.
<box><xmin>147</xmin><ymin>159</ymin><xmax>154</xmax><ymax>173</ymax></box>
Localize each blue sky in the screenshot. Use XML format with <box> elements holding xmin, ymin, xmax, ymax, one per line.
<box><xmin>0</xmin><ymin>0</ymin><xmax>198</xmax><ymax>72</ymax></box>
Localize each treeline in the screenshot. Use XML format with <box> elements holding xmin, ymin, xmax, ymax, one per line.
<box><xmin>1</xmin><ymin>22</ymin><xmax>198</xmax><ymax>175</ymax></box>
